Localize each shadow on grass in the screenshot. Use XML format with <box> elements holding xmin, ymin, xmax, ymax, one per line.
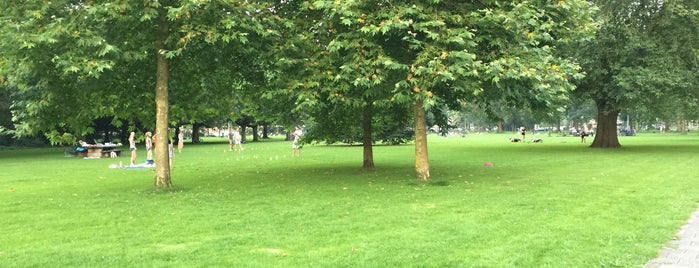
<box><xmin>148</xmin><ymin>185</ymin><xmax>191</xmax><ymax>194</ymax></box>
<box><xmin>469</xmin><ymin>142</ymin><xmax>697</xmax><ymax>155</ymax></box>
<box><xmin>229</xmin><ymin>162</ymin><xmax>468</xmax><ymax>189</ymax></box>
<box><xmin>404</xmin><ymin>180</ymin><xmax>451</xmax><ymax>187</ymax></box>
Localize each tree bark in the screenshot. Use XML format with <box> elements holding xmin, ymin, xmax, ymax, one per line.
<box><xmin>590</xmin><ymin>101</ymin><xmax>621</xmax><ymax>148</ymax></box>
<box><xmin>678</xmin><ymin>119</ymin><xmax>687</xmax><ymax>134</ymax></box>
<box><xmin>556</xmin><ymin>120</ymin><xmax>562</xmax><ymax>134</ymax></box>
<box><xmin>239</xmin><ymin>126</ymin><xmax>246</xmax><ymax>142</ymax></box>
<box><xmin>251</xmin><ymin>124</ymin><xmax>259</xmax><ymax>141</ymax></box>
<box><xmin>262</xmin><ymin>124</ymin><xmax>269</xmax><ymax>139</ymax></box>
<box><xmin>191</xmin><ymin>122</ymin><xmax>203</xmax><ymax>143</ymax></box>
<box><xmin>362</xmin><ymin>99</ymin><xmax>374</xmax><ymax>169</ymax></box>
<box><xmin>154</xmin><ymin>15</ymin><xmax>172</xmax><ymax>188</ymax></box>
<box><xmin>414</xmin><ymin>99</ymin><xmax>430</xmax><ymax>181</ymax></box>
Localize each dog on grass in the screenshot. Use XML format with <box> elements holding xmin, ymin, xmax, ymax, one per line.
<box><xmin>110</xmin><ymin>151</ymin><xmax>118</xmax><ymax>158</ymax></box>
<box><xmin>531</xmin><ymin>138</ymin><xmax>543</xmax><ymax>143</ymax></box>
<box><xmin>509</xmin><ymin>138</ymin><xmax>521</xmax><ymax>142</ymax></box>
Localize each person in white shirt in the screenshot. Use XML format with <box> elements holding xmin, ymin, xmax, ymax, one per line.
<box><xmin>292</xmin><ymin>126</ymin><xmax>303</xmax><ymax>157</ymax></box>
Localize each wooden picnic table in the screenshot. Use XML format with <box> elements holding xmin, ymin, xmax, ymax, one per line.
<box><xmin>79</xmin><ymin>143</ymin><xmax>124</xmax><ymax>158</ymax></box>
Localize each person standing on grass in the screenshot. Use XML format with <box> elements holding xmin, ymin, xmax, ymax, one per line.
<box><xmin>152</xmin><ymin>133</ymin><xmax>157</xmax><ymax>151</ymax></box>
<box><xmin>227</xmin><ymin>129</ymin><xmax>234</xmax><ymax>151</ymax></box>
<box><xmin>168</xmin><ymin>139</ymin><xmax>174</xmax><ymax>167</ymax></box>
<box><xmin>292</xmin><ymin>126</ymin><xmax>303</xmax><ymax>157</ymax></box>
<box><xmin>232</xmin><ymin>127</ymin><xmax>243</xmax><ymax>152</ymax></box>
<box><xmin>177</xmin><ymin>128</ymin><xmax>184</xmax><ymax>153</ymax></box>
<box><xmin>519</xmin><ymin>127</ymin><xmax>526</xmax><ymax>141</ymax></box>
<box><xmin>145</xmin><ymin>131</ymin><xmax>153</xmax><ymax>164</ymax></box>
<box><xmin>128</xmin><ymin>132</ymin><xmax>137</xmax><ymax>166</ymax></box>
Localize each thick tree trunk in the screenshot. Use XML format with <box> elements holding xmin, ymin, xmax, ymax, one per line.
<box><xmin>191</xmin><ymin>122</ymin><xmax>203</xmax><ymax>143</ymax></box>
<box><xmin>240</xmin><ymin>126</ymin><xmax>246</xmax><ymax>142</ymax></box>
<box><xmin>362</xmin><ymin>99</ymin><xmax>374</xmax><ymax>169</ymax></box>
<box><xmin>414</xmin><ymin>100</ymin><xmax>430</xmax><ymax>181</ymax></box>
<box><xmin>251</xmin><ymin>125</ymin><xmax>259</xmax><ymax>142</ymax></box>
<box><xmin>154</xmin><ymin>16</ymin><xmax>171</xmax><ymax>188</ymax></box>
<box><xmin>556</xmin><ymin>120</ymin><xmax>562</xmax><ymax>134</ymax></box>
<box><xmin>590</xmin><ymin>101</ymin><xmax>621</xmax><ymax>148</ymax></box>
<box><xmin>262</xmin><ymin>124</ymin><xmax>269</xmax><ymax>139</ymax></box>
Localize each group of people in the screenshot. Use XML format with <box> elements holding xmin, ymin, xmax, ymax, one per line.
<box><xmin>227</xmin><ymin>127</ymin><xmax>244</xmax><ymax>152</ymax></box>
<box><xmin>128</xmin><ymin>129</ymin><xmax>184</xmax><ymax>166</ymax></box>
<box><xmin>127</xmin><ymin>125</ymin><xmax>304</xmax><ymax>165</ymax></box>
<box><xmin>227</xmin><ymin>125</ymin><xmax>304</xmax><ymax>157</ymax></box>
<box><xmin>519</xmin><ymin>126</ymin><xmax>591</xmax><ymax>143</ymax></box>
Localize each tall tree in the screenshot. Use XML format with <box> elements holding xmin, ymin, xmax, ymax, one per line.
<box><xmin>0</xmin><ymin>1</ymin><xmax>269</xmax><ymax>187</ymax></box>
<box><xmin>575</xmin><ymin>0</ymin><xmax>699</xmax><ymax>147</ymax></box>
<box><xmin>299</xmin><ymin>1</ymin><xmax>596</xmax><ymax>180</ymax></box>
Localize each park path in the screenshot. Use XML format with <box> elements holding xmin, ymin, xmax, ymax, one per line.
<box><xmin>645</xmin><ymin>208</ymin><xmax>699</xmax><ymax>268</ymax></box>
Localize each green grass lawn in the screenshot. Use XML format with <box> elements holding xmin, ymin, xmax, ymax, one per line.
<box><xmin>2</xmin><ymin>133</ymin><xmax>698</xmax><ymax>267</ymax></box>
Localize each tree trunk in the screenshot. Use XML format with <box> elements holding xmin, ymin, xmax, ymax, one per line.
<box><xmin>590</xmin><ymin>101</ymin><xmax>621</xmax><ymax>148</ymax></box>
<box><xmin>251</xmin><ymin>125</ymin><xmax>259</xmax><ymax>142</ymax></box>
<box><xmin>362</xmin><ymin>99</ymin><xmax>375</xmax><ymax>169</ymax></box>
<box><xmin>556</xmin><ymin>120</ymin><xmax>562</xmax><ymax>134</ymax></box>
<box><xmin>262</xmin><ymin>124</ymin><xmax>269</xmax><ymax>139</ymax></box>
<box><xmin>414</xmin><ymin>100</ymin><xmax>430</xmax><ymax>181</ymax></box>
<box><xmin>678</xmin><ymin>119</ymin><xmax>687</xmax><ymax>134</ymax></box>
<box><xmin>191</xmin><ymin>122</ymin><xmax>203</xmax><ymax>143</ymax></box>
<box><xmin>662</xmin><ymin>118</ymin><xmax>670</xmax><ymax>133</ymax></box>
<box><xmin>154</xmin><ymin>16</ymin><xmax>171</xmax><ymax>188</ymax></box>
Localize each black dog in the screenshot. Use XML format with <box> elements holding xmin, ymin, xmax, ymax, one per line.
<box><xmin>509</xmin><ymin>138</ymin><xmax>521</xmax><ymax>142</ymax></box>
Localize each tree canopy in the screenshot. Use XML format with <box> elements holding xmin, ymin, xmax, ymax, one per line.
<box><xmin>574</xmin><ymin>0</ymin><xmax>699</xmax><ymax>148</ymax></box>
<box><xmin>0</xmin><ymin>0</ymin><xmax>273</xmax><ymax>187</ymax></box>
<box><xmin>12</xmin><ymin>0</ymin><xmax>697</xmax><ymax>185</ymax></box>
<box><xmin>272</xmin><ymin>0</ymin><xmax>596</xmax><ymax>180</ymax></box>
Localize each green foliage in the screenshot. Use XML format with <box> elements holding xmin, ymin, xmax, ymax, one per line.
<box><xmin>2</xmin><ymin>135</ymin><xmax>699</xmax><ymax>266</ymax></box>
<box><xmin>0</xmin><ymin>0</ymin><xmax>599</xmax><ymax>147</ymax></box>
<box><xmin>274</xmin><ymin>0</ymin><xmax>596</xmax><ymax>135</ymax></box>
<box><xmin>44</xmin><ymin>130</ymin><xmax>76</xmax><ymax>146</ymax></box>
<box><xmin>571</xmin><ymin>0</ymin><xmax>698</xmax><ymax>147</ymax></box>
<box><xmin>305</xmin><ymin>100</ymin><xmax>414</xmax><ymax>145</ymax></box>
<box><xmin>576</xmin><ymin>0</ymin><xmax>699</xmax><ymax>116</ymax></box>
<box><xmin>0</xmin><ymin>0</ymin><xmax>274</xmax><ymax>144</ymax></box>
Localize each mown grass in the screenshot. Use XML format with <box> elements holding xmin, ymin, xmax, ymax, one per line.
<box><xmin>1</xmin><ymin>132</ymin><xmax>698</xmax><ymax>267</ymax></box>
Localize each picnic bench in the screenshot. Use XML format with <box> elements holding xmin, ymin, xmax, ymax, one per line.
<box><xmin>100</xmin><ymin>149</ymin><xmax>124</xmax><ymax>158</ymax></box>
<box><xmin>77</xmin><ymin>142</ymin><xmax>123</xmax><ymax>158</ymax></box>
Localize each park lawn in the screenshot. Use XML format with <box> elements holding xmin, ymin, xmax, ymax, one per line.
<box><xmin>1</xmin><ymin>133</ymin><xmax>698</xmax><ymax>267</ymax></box>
